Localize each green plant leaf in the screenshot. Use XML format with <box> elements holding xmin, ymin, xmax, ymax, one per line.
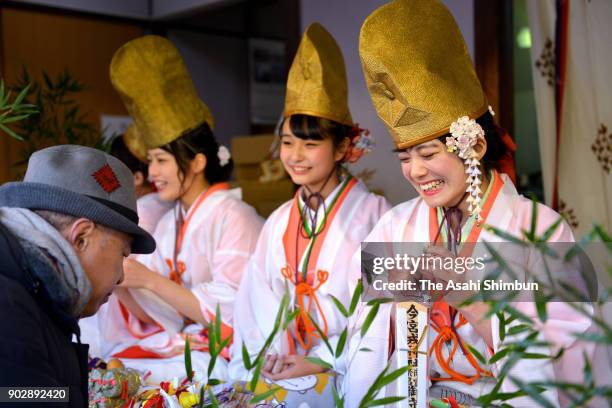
<box><xmin>489</xmin><ymin>347</ymin><xmax>511</xmax><ymax>364</ymax></box>
<box><xmin>331</xmin><ymin>383</ymin><xmax>344</xmax><ymax>408</ymax></box>
<box><xmin>509</xmin><ymin>377</ymin><xmax>556</xmax><ymax>408</ymax></box>
<box><xmin>507</xmin><ymin>324</ymin><xmax>531</xmax><ymax>336</ymax></box>
<box><xmin>250</xmin><ymin>387</ymin><xmax>281</xmax><ymax>404</ymax></box>
<box><xmin>362</xmin><ymin>396</ymin><xmax>406</xmax><ymax>407</ymax></box>
<box><xmin>349</xmin><ymin>280</ymin><xmax>363</xmax><ymax>316</ymax></box>
<box><xmin>184</xmin><ymin>336</ymin><xmax>193</xmax><ymax>382</ymax></box>
<box><xmin>0</xmin><ymin>123</ymin><xmax>24</xmax><ymax>140</ymax></box>
<box><xmin>214</xmin><ymin>303</ymin><xmax>222</xmax><ymax>346</ymax></box>
<box><xmin>241</xmin><ymin>343</ymin><xmax>252</xmax><ymax>370</ymax></box>
<box><xmin>249</xmin><ymin>357</ymin><xmax>264</xmax><ymax>392</ymax></box>
<box><xmin>466</xmin><ymin>343</ymin><xmax>487</xmax><ymax>365</ymax></box>
<box><xmin>335</xmin><ymin>328</ymin><xmax>348</xmax><ymax>358</ymax></box>
<box><xmin>360</xmin><ymin>303</ymin><xmax>380</xmax><ymax>338</ymax></box>
<box><xmin>330</xmin><ymin>294</ymin><xmax>349</xmax><ymax>318</ymax></box>
<box><xmin>304</xmin><ymin>356</ymin><xmax>333</xmax><ymax>371</ymax></box>
<box><xmin>497</xmin><ymin>311</ymin><xmax>506</xmax><ymax>342</ymax></box>
<box><xmin>208</xmin><ymin>387</ymin><xmax>220</xmax><ymax>408</ymax></box>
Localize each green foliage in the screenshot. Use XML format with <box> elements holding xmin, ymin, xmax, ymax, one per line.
<box><xmin>8</xmin><ymin>67</ymin><xmax>102</xmax><ymax>176</ymax></box>
<box><xmin>0</xmin><ymin>79</ymin><xmax>38</xmax><ymax>140</ymax></box>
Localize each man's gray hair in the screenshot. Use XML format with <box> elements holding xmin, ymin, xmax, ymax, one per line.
<box><xmin>35</xmin><ymin>210</ymin><xmax>78</xmax><ymax>232</ymax></box>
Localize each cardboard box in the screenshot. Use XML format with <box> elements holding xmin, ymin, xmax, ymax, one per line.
<box><xmin>231</xmin><ymin>134</ymin><xmax>277</xmax><ymax>182</ymax></box>
<box><xmin>231</xmin><ymin>134</ymin><xmax>295</xmax><ymax>217</ymax></box>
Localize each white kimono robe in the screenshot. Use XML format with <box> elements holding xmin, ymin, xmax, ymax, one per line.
<box><xmin>82</xmin><ymin>187</ymin><xmax>263</xmax><ymax>383</ymax></box>
<box><xmin>344</xmin><ymin>174</ymin><xmax>593</xmax><ymax>407</ymax></box>
<box><xmin>228</xmin><ymin>178</ymin><xmax>390</xmax><ymax>381</ymax></box>
<box><xmin>136</xmin><ymin>192</ymin><xmax>173</xmax><ymax>235</ymax></box>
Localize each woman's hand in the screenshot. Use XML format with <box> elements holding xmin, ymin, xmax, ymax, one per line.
<box><xmin>261</xmin><ymin>354</ymin><xmax>326</xmax><ymax>381</ymax></box>
<box><xmin>120</xmin><ymin>258</ymin><xmax>159</xmax><ymax>290</ymax></box>
<box><xmin>420</xmin><ymin>244</ymin><xmax>473</xmax><ymax>305</ymax></box>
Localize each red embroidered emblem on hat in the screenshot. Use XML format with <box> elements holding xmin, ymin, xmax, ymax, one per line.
<box><xmin>92</xmin><ymin>164</ymin><xmax>121</xmax><ymax>193</ymax></box>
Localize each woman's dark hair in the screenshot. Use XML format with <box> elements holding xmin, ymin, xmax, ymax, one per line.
<box><xmin>110</xmin><ymin>136</ymin><xmax>148</xmax><ymax>179</ymax></box>
<box><xmin>161</xmin><ymin>122</ymin><xmax>233</xmax><ymax>185</ymax></box>
<box><xmin>284</xmin><ymin>114</ymin><xmax>352</xmax><ymax>151</ymax></box>
<box><xmin>438</xmin><ymin>111</ymin><xmax>510</xmax><ymax>174</ymax></box>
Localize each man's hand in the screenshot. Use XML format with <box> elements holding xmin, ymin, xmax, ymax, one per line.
<box><xmin>261</xmin><ymin>354</ymin><xmax>326</xmax><ymax>381</ymax></box>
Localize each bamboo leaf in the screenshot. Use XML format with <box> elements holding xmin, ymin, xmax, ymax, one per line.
<box><xmin>208</xmin><ymin>387</ymin><xmax>220</xmax><ymax>408</ymax></box>
<box><xmin>360</xmin><ymin>303</ymin><xmax>380</xmax><ymax>338</ymax></box>
<box><xmin>509</xmin><ymin>377</ymin><xmax>556</xmax><ymax>408</ymax></box>
<box><xmin>309</xmin><ymin>313</ymin><xmax>334</xmax><ymax>355</ymax></box>
<box><xmin>366</xmin><ymin>297</ymin><xmax>393</xmax><ymax>306</ymax></box>
<box><xmin>215</xmin><ymin>303</ymin><xmax>222</xmax><ymax>346</ymax></box>
<box><xmin>507</xmin><ymin>324</ymin><xmax>531</xmax><ymax>336</ymax></box>
<box><xmin>250</xmin><ymin>387</ymin><xmax>281</xmax><ymax>404</ymax></box>
<box><xmin>184</xmin><ymin>336</ymin><xmax>193</xmax><ymax>382</ymax></box>
<box><xmin>540</xmin><ymin>216</ymin><xmax>564</xmax><ymax>242</ymax></box>
<box><xmin>198</xmin><ymin>386</ymin><xmax>205</xmax><ymax>408</ymax></box>
<box><xmin>330</xmin><ymin>294</ymin><xmax>349</xmax><ymax>318</ymax></box>
<box><xmin>349</xmin><ymin>280</ymin><xmax>363</xmax><ymax>316</ymax></box>
<box><xmin>0</xmin><ymin>123</ymin><xmax>24</xmax><ymax>140</ymax></box>
<box><xmin>335</xmin><ymin>328</ymin><xmax>348</xmax><ymax>358</ymax></box>
<box><xmin>331</xmin><ymin>383</ymin><xmax>344</xmax><ymax>408</ymax></box>
<box><xmin>362</xmin><ymin>396</ymin><xmax>406</xmax><ymax>407</ymax></box>
<box><xmin>489</xmin><ymin>347</ymin><xmax>511</xmax><ymax>364</ymax></box>
<box><xmin>249</xmin><ymin>357</ymin><xmax>263</xmax><ymax>392</ymax></box>
<box><xmin>497</xmin><ymin>311</ymin><xmax>506</xmax><ymax>342</ymax></box>
<box><xmin>283</xmin><ymin>307</ymin><xmax>300</xmax><ymax>331</ymax></box>
<box><xmin>466</xmin><ymin>343</ymin><xmax>487</xmax><ymax>365</ymax></box>
<box><xmin>242</xmin><ymin>343</ymin><xmax>252</xmax><ymax>370</ymax></box>
<box><xmin>535</xmin><ymin>288</ymin><xmax>548</xmax><ymax>323</ymax></box>
<box><xmin>304</xmin><ymin>356</ymin><xmax>333</xmax><ymax>371</ymax></box>
<box><xmin>11</xmin><ymin>83</ymin><xmax>31</xmax><ymax>108</ymax></box>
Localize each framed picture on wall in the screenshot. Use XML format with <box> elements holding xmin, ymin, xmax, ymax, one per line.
<box><xmin>248</xmin><ymin>38</ymin><xmax>286</xmax><ymax>125</ymax></box>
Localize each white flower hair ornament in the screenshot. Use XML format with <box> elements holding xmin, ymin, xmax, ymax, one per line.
<box><xmin>446</xmin><ymin>116</ymin><xmax>485</xmax><ymax>222</ymax></box>
<box><xmin>217</xmin><ymin>145</ymin><xmax>231</xmax><ymax>167</ymax></box>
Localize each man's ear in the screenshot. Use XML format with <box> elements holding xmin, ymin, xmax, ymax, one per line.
<box><xmin>190</xmin><ymin>153</ymin><xmax>207</xmax><ymax>175</ymax></box>
<box><xmin>474</xmin><ymin>136</ymin><xmax>488</xmax><ymax>161</ymax></box>
<box><xmin>66</xmin><ymin>219</ymin><xmax>96</xmax><ymax>252</ymax></box>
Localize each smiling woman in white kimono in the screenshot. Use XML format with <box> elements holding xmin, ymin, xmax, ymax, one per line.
<box><xmin>345</xmin><ymin>1</ymin><xmax>593</xmax><ymax>407</ymax></box>
<box><xmin>228</xmin><ymin>23</ymin><xmax>390</xmax><ymax>400</ymax></box>
<box><xmin>83</xmin><ymin>35</ymin><xmax>263</xmax><ymax>383</ymax></box>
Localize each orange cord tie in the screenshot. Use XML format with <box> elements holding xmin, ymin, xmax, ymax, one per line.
<box><xmin>282</xmin><ymin>266</ymin><xmax>329</xmax><ymax>351</ymax></box>
<box><xmin>166</xmin><ymin>258</ymin><xmax>186</xmax><ymax>285</ymax></box>
<box><xmin>429</xmin><ymin>310</ymin><xmax>493</xmax><ymax>385</ymax></box>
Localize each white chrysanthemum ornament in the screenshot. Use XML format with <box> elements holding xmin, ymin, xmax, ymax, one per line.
<box><xmin>217</xmin><ymin>145</ymin><xmax>231</xmax><ymax>167</ymax></box>
<box><xmin>446</xmin><ymin>116</ymin><xmax>485</xmax><ymax>222</ymax></box>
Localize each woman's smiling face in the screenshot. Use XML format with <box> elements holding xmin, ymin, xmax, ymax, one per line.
<box><xmin>279</xmin><ymin>119</ymin><xmax>344</xmax><ymax>192</ymax></box>
<box><xmin>147</xmin><ymin>148</ymin><xmax>184</xmax><ymax>202</ymax></box>
<box><xmin>397</xmin><ymin>139</ymin><xmax>468</xmax><ymax>208</ymax></box>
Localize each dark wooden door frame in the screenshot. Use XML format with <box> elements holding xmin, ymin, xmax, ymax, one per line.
<box><xmin>474</xmin><ymin>0</ymin><xmax>514</xmax><ymax>136</ymax></box>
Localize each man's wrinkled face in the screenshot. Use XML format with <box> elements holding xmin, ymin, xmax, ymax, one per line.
<box><xmin>66</xmin><ymin>220</ymin><xmax>131</xmax><ymax>317</ymax></box>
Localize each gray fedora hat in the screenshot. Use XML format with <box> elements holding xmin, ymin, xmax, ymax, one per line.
<box><xmin>0</xmin><ymin>144</ymin><xmax>156</xmax><ymax>254</ymax></box>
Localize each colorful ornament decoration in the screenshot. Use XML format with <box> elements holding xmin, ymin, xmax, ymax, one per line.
<box><xmin>446</xmin><ymin>116</ymin><xmax>485</xmax><ymax>222</ymax></box>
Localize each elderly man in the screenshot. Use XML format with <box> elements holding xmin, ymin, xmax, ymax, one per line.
<box><xmin>0</xmin><ymin>145</ymin><xmax>156</xmax><ymax>407</ymax></box>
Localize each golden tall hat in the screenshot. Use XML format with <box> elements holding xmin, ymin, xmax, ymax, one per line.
<box><xmin>122</xmin><ymin>124</ymin><xmax>147</xmax><ymax>162</ymax></box>
<box><xmin>110</xmin><ymin>35</ymin><xmax>214</xmax><ymax>149</ymax></box>
<box><xmin>284</xmin><ymin>23</ymin><xmax>353</xmax><ymax>126</ymax></box>
<box><xmin>359</xmin><ymin>0</ymin><xmax>487</xmax><ymax>150</ymax></box>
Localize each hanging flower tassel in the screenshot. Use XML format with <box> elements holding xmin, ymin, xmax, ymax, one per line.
<box><xmin>447</xmin><ymin>116</ymin><xmax>485</xmax><ymax>222</ymax></box>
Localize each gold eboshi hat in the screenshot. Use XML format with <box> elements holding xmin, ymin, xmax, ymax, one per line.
<box><xmin>110</xmin><ymin>35</ymin><xmax>214</xmax><ymax>149</ymax></box>
<box><xmin>122</xmin><ymin>124</ymin><xmax>147</xmax><ymax>162</ymax></box>
<box><xmin>359</xmin><ymin>0</ymin><xmax>488</xmax><ymax>150</ymax></box>
<box><xmin>284</xmin><ymin>23</ymin><xmax>353</xmax><ymax>126</ymax></box>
